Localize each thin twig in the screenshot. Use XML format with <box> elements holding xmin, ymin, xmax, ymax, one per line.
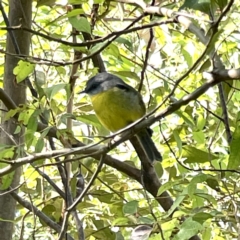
<box><xmin>67</xmin><ymin>154</ymin><xmax>105</xmax><ymax>211</ymax></box>
<box><xmin>10</xmin><ymin>191</ymin><xmax>74</xmax><ymax>240</ymax></box>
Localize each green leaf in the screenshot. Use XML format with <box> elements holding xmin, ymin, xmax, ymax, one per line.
<box><xmin>4</xmin><ymin>108</ymin><xmax>19</xmax><ymax>121</ymax></box>
<box><xmin>222</xmin><ymin>81</ymin><xmax>233</xmax><ymax>100</ymax></box>
<box><xmin>25</xmin><ymin>129</ymin><xmax>35</xmax><ymax>149</ymax></box>
<box><xmin>192</xmin><ymin>131</ymin><xmax>205</xmax><ymax>144</ymax></box>
<box><xmin>27</xmin><ymin>109</ymin><xmax>42</xmax><ymax>132</ymax></box>
<box><xmin>66</xmin><ymin>9</ymin><xmax>84</xmax><ymax>17</ymax></box>
<box><xmin>192</xmin><ymin>212</ymin><xmax>213</xmax><ymax>224</ymax></box>
<box><xmin>173</xmin><ymin>218</ymin><xmax>203</xmax><ymax>240</ymax></box>
<box><xmin>18</xmin><ymin>110</ymin><xmax>31</xmax><ymax>125</ymax></box>
<box><xmin>106</xmin><ymin>43</ymin><xmax>120</xmax><ymax>59</ymax></box>
<box><xmin>183</xmin><ymin>146</ymin><xmax>217</xmax><ymax>163</ymax></box>
<box><xmin>0</xmin><ymin>171</ymin><xmax>14</xmax><ymax>190</ymax></box>
<box><xmin>123</xmin><ymin>200</ymin><xmax>138</xmax><ymax>214</ymax></box>
<box><xmin>94</xmin><ymin>190</ymin><xmax>113</xmax><ymax>203</ymax></box>
<box><xmin>68</xmin><ymin>16</ymin><xmax>91</xmax><ymax>34</ymax></box>
<box><xmin>14</xmin><ymin>125</ymin><xmax>21</xmax><ymax>134</ymax></box>
<box><xmin>157</xmin><ymin>180</ymin><xmax>181</xmax><ymax>196</ymax></box>
<box><xmin>35</xmin><ymin>137</ymin><xmax>44</xmax><ymax>153</ymax></box>
<box><xmin>77</xmin><ymin>114</ymin><xmax>102</xmax><ymax>129</ymax></box>
<box><xmin>58</xmin><ymin>113</ymin><xmax>76</xmax><ymax>125</ymax></box>
<box><xmin>112</xmin><ymin>217</ymin><xmax>129</xmax><ymax>226</ymax></box>
<box><xmin>214</xmin><ymin>0</ymin><xmax>228</xmax><ymax>11</ymax></box>
<box><xmin>196</xmin><ymin>112</ymin><xmax>206</xmax><ymax>131</ymax></box>
<box><xmin>13</xmin><ymin>60</ymin><xmax>35</xmax><ymax>83</ymax></box>
<box><xmin>202</xmin><ymin>225</ymin><xmax>212</xmax><ymax>240</ymax></box>
<box><xmin>43</xmin><ymin>83</ymin><xmax>67</xmax><ymax>100</ymax></box>
<box><xmin>167</xmin><ymin>188</ymin><xmax>188</xmax><ymax>217</ymax></box>
<box><xmin>138</xmin><ymin>217</ymin><xmax>154</xmax><ymax>224</ymax></box>
<box><xmin>0</xmin><ymin>147</ymin><xmax>15</xmax><ymax>160</ymax></box>
<box><xmin>176</xmin><ymin>111</ymin><xmax>195</xmax><ymax>128</ymax></box>
<box><xmin>115</xmin><ymin>232</ymin><xmax>124</xmax><ymax>240</ymax></box>
<box><xmin>92</xmin><ymin>220</ymin><xmax>116</xmax><ymax>238</ymax></box>
<box><xmin>182</xmin><ymin>49</ymin><xmax>192</xmax><ymax>67</ymax></box>
<box><xmin>150</xmin><ymin>234</ymin><xmax>164</xmax><ymax>240</ymax></box>
<box><xmin>115</xmin><ymin>37</ymin><xmax>132</xmax><ymax>49</ymax></box>
<box><xmin>173</xmin><ymin>129</ymin><xmax>182</xmax><ymax>153</ymax></box>
<box><xmin>100</xmin><ymin>172</ymin><xmax>119</xmax><ymax>185</ymax></box>
<box><xmin>154</xmin><ymin>161</ymin><xmax>163</xmax><ymax>178</ymax></box>
<box><xmin>189</xmin><ymin>173</ymin><xmax>209</xmax><ymax>185</ymax></box>
<box><xmin>206</xmin><ymin>178</ymin><xmax>220</xmax><ymax>191</ymax></box>
<box><xmin>89</xmin><ymin>42</ymin><xmax>107</xmax><ymax>54</ymax></box>
<box><xmin>21</xmin><ymin>186</ymin><xmax>37</xmax><ymax>194</ymax></box>
<box><xmin>199</xmin><ymin>59</ymin><xmax>211</xmax><ymax>72</ymax></box>
<box><xmin>180</xmin><ymin>0</ymin><xmax>211</xmax><ymax>15</ymax></box>
<box><xmin>39</xmin><ymin>126</ymin><xmax>52</xmax><ymax>138</ymax></box>
<box><xmin>68</xmin><ymin>0</ymin><xmax>88</xmax><ymax>4</ymax></box>
<box><xmin>227</xmin><ymin>125</ymin><xmax>240</xmax><ymax>171</ymax></box>
<box><xmin>36</xmin><ymin>0</ymin><xmax>56</xmax><ymax>7</ymax></box>
<box><xmin>40</xmin><ymin>205</ymin><xmax>56</xmax><ymax>226</ymax></box>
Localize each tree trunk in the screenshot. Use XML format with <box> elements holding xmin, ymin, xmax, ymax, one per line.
<box><xmin>0</xmin><ymin>1</ymin><xmax>32</xmax><ymax>239</ymax></box>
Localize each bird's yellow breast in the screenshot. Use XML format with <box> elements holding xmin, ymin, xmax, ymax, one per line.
<box><xmin>90</xmin><ymin>87</ymin><xmax>145</xmax><ymax>132</ymax></box>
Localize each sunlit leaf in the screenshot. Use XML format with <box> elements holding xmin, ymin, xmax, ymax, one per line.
<box><xmin>167</xmin><ymin>188</ymin><xmax>188</xmax><ymax>217</ymax></box>
<box><xmin>13</xmin><ymin>60</ymin><xmax>35</xmax><ymax>83</ymax></box>
<box><xmin>68</xmin><ymin>16</ymin><xmax>91</xmax><ymax>34</ymax></box>
<box><xmin>157</xmin><ymin>180</ymin><xmax>181</xmax><ymax>196</ymax></box>
<box><xmin>173</xmin><ymin>218</ymin><xmax>203</xmax><ymax>240</ymax></box>
<box><xmin>43</xmin><ymin>83</ymin><xmax>67</xmax><ymax>100</ymax></box>
<box><xmin>183</xmin><ymin>146</ymin><xmax>217</xmax><ymax>163</ymax></box>
<box><xmin>0</xmin><ymin>171</ymin><xmax>14</xmax><ymax>190</ymax></box>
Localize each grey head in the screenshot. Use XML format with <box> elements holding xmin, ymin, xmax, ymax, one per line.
<box><xmin>82</xmin><ymin>72</ymin><xmax>128</xmax><ymax>95</ymax></box>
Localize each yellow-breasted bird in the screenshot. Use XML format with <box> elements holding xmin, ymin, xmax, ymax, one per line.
<box><xmin>81</xmin><ymin>72</ymin><xmax>162</xmax><ymax>162</ymax></box>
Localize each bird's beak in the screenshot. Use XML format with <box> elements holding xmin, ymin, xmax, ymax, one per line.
<box><xmin>78</xmin><ymin>89</ymin><xmax>86</xmax><ymax>94</ymax></box>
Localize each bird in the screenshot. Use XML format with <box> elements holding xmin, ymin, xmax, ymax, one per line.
<box><xmin>75</xmin><ymin>172</ymin><xmax>85</xmax><ymax>199</ymax></box>
<box><xmin>81</xmin><ymin>72</ymin><xmax>162</xmax><ymax>162</ymax></box>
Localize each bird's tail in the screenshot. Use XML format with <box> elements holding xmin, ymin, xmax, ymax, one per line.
<box><xmin>135</xmin><ymin>129</ymin><xmax>162</xmax><ymax>162</ymax></box>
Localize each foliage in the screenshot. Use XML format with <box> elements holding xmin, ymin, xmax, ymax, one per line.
<box><xmin>0</xmin><ymin>0</ymin><xmax>240</xmax><ymax>239</ymax></box>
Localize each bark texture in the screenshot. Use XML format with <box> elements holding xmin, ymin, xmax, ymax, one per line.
<box><xmin>0</xmin><ymin>1</ymin><xmax>32</xmax><ymax>239</ymax></box>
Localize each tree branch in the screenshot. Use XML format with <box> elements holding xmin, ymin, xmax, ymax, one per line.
<box><xmin>10</xmin><ymin>191</ymin><xmax>74</xmax><ymax>240</ymax></box>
